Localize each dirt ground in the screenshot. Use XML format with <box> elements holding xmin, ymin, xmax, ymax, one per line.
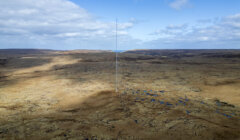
<box><xmin>0</xmin><ymin>49</ymin><xmax>240</xmax><ymax>140</ymax></box>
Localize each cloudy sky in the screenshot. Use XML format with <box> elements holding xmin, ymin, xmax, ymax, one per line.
<box><xmin>0</xmin><ymin>0</ymin><xmax>240</xmax><ymax>50</ymax></box>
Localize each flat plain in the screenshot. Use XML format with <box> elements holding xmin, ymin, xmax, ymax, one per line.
<box><xmin>0</xmin><ymin>49</ymin><xmax>240</xmax><ymax>140</ymax></box>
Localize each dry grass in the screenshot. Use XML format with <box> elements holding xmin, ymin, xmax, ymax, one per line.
<box><xmin>0</xmin><ymin>49</ymin><xmax>240</xmax><ymax>139</ymax></box>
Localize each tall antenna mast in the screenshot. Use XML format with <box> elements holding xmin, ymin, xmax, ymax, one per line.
<box><xmin>115</xmin><ymin>18</ymin><xmax>118</xmax><ymax>93</ymax></box>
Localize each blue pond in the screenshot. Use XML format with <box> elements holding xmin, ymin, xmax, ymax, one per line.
<box><xmin>166</xmin><ymin>102</ymin><xmax>173</xmax><ymax>106</ymax></box>
<box><xmin>159</xmin><ymin>101</ymin><xmax>164</xmax><ymax>104</ymax></box>
<box><xmin>151</xmin><ymin>99</ymin><xmax>156</xmax><ymax>102</ymax></box>
<box><xmin>216</xmin><ymin>110</ymin><xmax>232</xmax><ymax>118</ymax></box>
<box><xmin>160</xmin><ymin>90</ymin><xmax>165</xmax><ymax>93</ymax></box>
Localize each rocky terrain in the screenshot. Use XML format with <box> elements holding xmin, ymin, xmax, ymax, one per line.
<box><xmin>0</xmin><ymin>49</ymin><xmax>240</xmax><ymax>140</ymax></box>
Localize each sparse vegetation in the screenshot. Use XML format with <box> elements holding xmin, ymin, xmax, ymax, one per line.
<box><xmin>0</xmin><ymin>49</ymin><xmax>240</xmax><ymax>139</ymax></box>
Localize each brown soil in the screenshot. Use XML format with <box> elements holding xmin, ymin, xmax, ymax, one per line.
<box><xmin>0</xmin><ymin>49</ymin><xmax>240</xmax><ymax>140</ymax></box>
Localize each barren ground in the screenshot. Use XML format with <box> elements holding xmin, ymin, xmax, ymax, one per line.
<box><xmin>0</xmin><ymin>49</ymin><xmax>240</xmax><ymax>140</ymax></box>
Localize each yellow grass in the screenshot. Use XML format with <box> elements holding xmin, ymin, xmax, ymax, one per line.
<box><xmin>0</xmin><ymin>49</ymin><xmax>240</xmax><ymax>139</ymax></box>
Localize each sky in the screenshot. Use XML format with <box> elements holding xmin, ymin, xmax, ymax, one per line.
<box><xmin>0</xmin><ymin>0</ymin><xmax>240</xmax><ymax>50</ymax></box>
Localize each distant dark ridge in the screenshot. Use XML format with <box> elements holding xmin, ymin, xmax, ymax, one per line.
<box><xmin>123</xmin><ymin>49</ymin><xmax>240</xmax><ymax>59</ymax></box>
<box><xmin>0</xmin><ymin>49</ymin><xmax>55</xmax><ymax>56</ymax></box>
<box><xmin>0</xmin><ymin>48</ymin><xmax>54</xmax><ymax>51</ymax></box>
<box><xmin>112</xmin><ymin>50</ymin><xmax>126</xmax><ymax>53</ymax></box>
<box><xmin>0</xmin><ymin>49</ymin><xmax>114</xmax><ymax>57</ymax></box>
<box><xmin>124</xmin><ymin>49</ymin><xmax>240</xmax><ymax>54</ymax></box>
<box><xmin>126</xmin><ymin>49</ymin><xmax>240</xmax><ymax>52</ymax></box>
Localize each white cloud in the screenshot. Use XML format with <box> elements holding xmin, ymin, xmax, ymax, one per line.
<box><xmin>151</xmin><ymin>24</ymin><xmax>189</xmax><ymax>38</ymax></box>
<box><xmin>0</xmin><ymin>0</ymin><xmax>136</xmax><ymax>49</ymax></box>
<box><xmin>169</xmin><ymin>0</ymin><xmax>189</xmax><ymax>10</ymax></box>
<box><xmin>149</xmin><ymin>13</ymin><xmax>240</xmax><ymax>49</ymax></box>
<box><xmin>0</xmin><ymin>0</ymin><xmax>239</xmax><ymax>50</ymax></box>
